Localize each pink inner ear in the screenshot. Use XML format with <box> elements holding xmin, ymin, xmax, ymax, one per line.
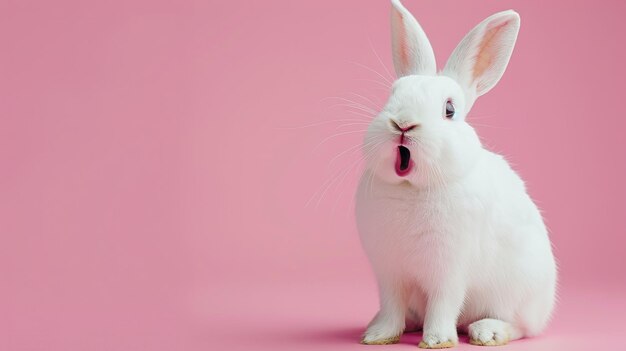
<box><xmin>393</xmin><ymin>9</ymin><xmax>411</xmax><ymax>72</ymax></box>
<box><xmin>473</xmin><ymin>19</ymin><xmax>510</xmax><ymax>88</ymax></box>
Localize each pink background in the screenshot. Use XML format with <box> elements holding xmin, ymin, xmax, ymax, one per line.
<box><xmin>2</xmin><ymin>0</ymin><xmax>625</xmax><ymax>350</ymax></box>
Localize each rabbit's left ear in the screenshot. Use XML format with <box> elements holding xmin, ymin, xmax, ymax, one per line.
<box><xmin>391</xmin><ymin>0</ymin><xmax>437</xmax><ymax>78</ymax></box>
<box><xmin>444</xmin><ymin>10</ymin><xmax>520</xmax><ymax>108</ymax></box>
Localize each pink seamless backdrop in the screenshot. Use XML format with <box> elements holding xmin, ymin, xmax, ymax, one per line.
<box><xmin>2</xmin><ymin>1</ymin><xmax>626</xmax><ymax>350</ymax></box>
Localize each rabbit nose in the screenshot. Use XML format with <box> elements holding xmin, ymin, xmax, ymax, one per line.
<box><xmin>390</xmin><ymin>119</ymin><xmax>419</xmax><ymax>132</ymax></box>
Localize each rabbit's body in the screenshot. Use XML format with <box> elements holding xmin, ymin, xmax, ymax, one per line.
<box><xmin>356</xmin><ymin>1</ymin><xmax>556</xmax><ymax>348</ymax></box>
<box><xmin>357</xmin><ymin>151</ymin><xmax>556</xmax><ymax>345</ymax></box>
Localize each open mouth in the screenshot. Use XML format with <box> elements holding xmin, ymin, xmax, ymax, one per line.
<box><xmin>395</xmin><ymin>145</ymin><xmax>414</xmax><ymax>177</ymax></box>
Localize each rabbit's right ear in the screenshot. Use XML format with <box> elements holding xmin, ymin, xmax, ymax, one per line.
<box><xmin>443</xmin><ymin>10</ymin><xmax>520</xmax><ymax>110</ymax></box>
<box><xmin>391</xmin><ymin>0</ymin><xmax>436</xmax><ymax>78</ymax></box>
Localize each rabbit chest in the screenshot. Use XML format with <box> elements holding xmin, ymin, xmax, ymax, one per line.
<box><xmin>356</xmin><ymin>172</ymin><xmax>487</xmax><ymax>283</ymax></box>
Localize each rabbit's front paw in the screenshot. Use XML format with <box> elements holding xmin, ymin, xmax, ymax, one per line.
<box><xmin>418</xmin><ymin>329</ymin><xmax>457</xmax><ymax>349</ymax></box>
<box><xmin>361</xmin><ymin>323</ymin><xmax>402</xmax><ymax>345</ymax></box>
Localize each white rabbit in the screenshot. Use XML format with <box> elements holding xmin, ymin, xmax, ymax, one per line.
<box><xmin>356</xmin><ymin>0</ymin><xmax>557</xmax><ymax>348</ymax></box>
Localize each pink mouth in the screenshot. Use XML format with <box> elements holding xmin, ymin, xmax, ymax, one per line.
<box><xmin>395</xmin><ymin>145</ymin><xmax>414</xmax><ymax>177</ymax></box>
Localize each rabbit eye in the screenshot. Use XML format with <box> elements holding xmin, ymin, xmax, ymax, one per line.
<box><xmin>445</xmin><ymin>100</ymin><xmax>455</xmax><ymax>119</ymax></box>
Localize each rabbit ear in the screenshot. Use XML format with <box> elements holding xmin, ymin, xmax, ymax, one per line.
<box><xmin>391</xmin><ymin>0</ymin><xmax>437</xmax><ymax>78</ymax></box>
<box><xmin>443</xmin><ymin>10</ymin><xmax>520</xmax><ymax>108</ymax></box>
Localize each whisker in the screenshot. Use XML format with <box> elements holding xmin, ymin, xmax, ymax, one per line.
<box><xmin>346</xmin><ymin>91</ymin><xmax>383</xmax><ymax>111</ymax></box>
<box><xmin>324</xmin><ymin>103</ymin><xmax>377</xmax><ymax>116</ymax></box>
<box><xmin>368</xmin><ymin>152</ymin><xmax>384</xmax><ymax>196</ymax></box>
<box><xmin>330</xmin><ymin>138</ymin><xmax>388</xmax><ymax>212</ymax></box>
<box><xmin>346</xmin><ymin>60</ymin><xmax>394</xmax><ymax>86</ymax></box>
<box><xmin>321</xmin><ymin>97</ymin><xmax>379</xmax><ymax>115</ymax></box>
<box><xmin>312</xmin><ymin>129</ymin><xmax>369</xmax><ymax>152</ymax></box>
<box><xmin>305</xmin><ymin>172</ymin><xmax>341</xmax><ymax>209</ymax></box>
<box><xmin>469</xmin><ymin>122</ymin><xmax>510</xmax><ymax>130</ymax></box>
<box><xmin>324</xmin><ymin>137</ymin><xmax>388</xmax><ymax>209</ymax></box>
<box><xmin>305</xmin><ymin>150</ymin><xmax>370</xmax><ymax>210</ymax></box>
<box><xmin>273</xmin><ymin>118</ymin><xmax>373</xmax><ymax>130</ymax></box>
<box><xmin>468</xmin><ymin>113</ymin><xmax>497</xmax><ymax>120</ymax></box>
<box><xmin>367</xmin><ymin>37</ymin><xmax>395</xmax><ymax>83</ymax></box>
<box><xmin>313</xmin><ymin>148</ymin><xmax>371</xmax><ymax>209</ymax></box>
<box><xmin>353</xmin><ymin>78</ymin><xmax>391</xmax><ymax>90</ymax></box>
<box><xmin>327</xmin><ymin>135</ymin><xmax>384</xmax><ymax>168</ymax></box>
<box><xmin>345</xmin><ymin>110</ymin><xmax>376</xmax><ymax>119</ymax></box>
<box><xmin>333</xmin><ymin>122</ymin><xmax>372</xmax><ymax>131</ymax></box>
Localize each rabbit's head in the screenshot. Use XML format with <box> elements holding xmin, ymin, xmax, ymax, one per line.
<box><xmin>364</xmin><ymin>0</ymin><xmax>520</xmax><ymax>187</ymax></box>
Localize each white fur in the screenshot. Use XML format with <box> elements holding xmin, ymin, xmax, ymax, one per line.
<box><xmin>357</xmin><ymin>1</ymin><xmax>556</xmax><ymax>348</ymax></box>
<box><xmin>390</xmin><ymin>0</ymin><xmax>436</xmax><ymax>77</ymax></box>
